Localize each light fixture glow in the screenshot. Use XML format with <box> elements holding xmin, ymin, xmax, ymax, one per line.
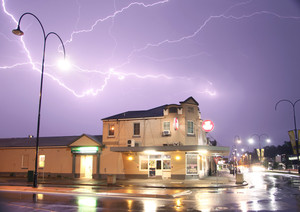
<box><xmin>144</xmin><ymin>150</ymin><xmax>157</xmax><ymax>154</ymax></box>
<box><xmin>198</xmin><ymin>149</ymin><xmax>208</xmax><ymax>154</ymax></box>
<box><xmin>128</xmin><ymin>156</ymin><xmax>133</xmax><ymax>161</ymax></box>
<box><xmin>57</xmin><ymin>58</ymin><xmax>71</xmax><ymax>71</ymax></box>
<box><xmin>248</xmin><ymin>138</ymin><xmax>254</xmax><ymax>144</ymax></box>
<box><xmin>71</xmin><ymin>146</ymin><xmax>99</xmax><ymax>153</ymax></box>
<box><xmin>175</xmin><ymin>155</ymin><xmax>181</xmax><ymax>160</ymax></box>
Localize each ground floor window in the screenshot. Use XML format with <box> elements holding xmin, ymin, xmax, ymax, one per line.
<box><xmin>186</xmin><ymin>153</ymin><xmax>198</xmax><ymax>175</ymax></box>
<box><xmin>39</xmin><ymin>155</ymin><xmax>45</xmax><ymax>168</ymax></box>
<box><xmin>139</xmin><ymin>155</ymin><xmax>148</xmax><ymax>171</ymax></box>
<box><xmin>21</xmin><ymin>154</ymin><xmax>29</xmax><ymax>169</ymax></box>
<box><xmin>139</xmin><ymin>154</ymin><xmax>171</xmax><ymax>173</ymax></box>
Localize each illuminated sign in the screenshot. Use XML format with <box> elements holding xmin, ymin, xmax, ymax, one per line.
<box><xmin>202</xmin><ymin>120</ymin><xmax>214</xmax><ymax>132</ymax></box>
<box><xmin>71</xmin><ymin>146</ymin><xmax>99</xmax><ymax>154</ymax></box>
<box><xmin>173</xmin><ymin>117</ymin><xmax>179</xmax><ymax>130</ymax></box>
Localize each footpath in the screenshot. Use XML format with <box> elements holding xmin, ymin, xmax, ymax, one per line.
<box><xmin>0</xmin><ymin>170</ymin><xmax>247</xmax><ymax>199</ymax></box>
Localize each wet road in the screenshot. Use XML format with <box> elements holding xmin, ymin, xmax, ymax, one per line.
<box><xmin>0</xmin><ymin>172</ymin><xmax>299</xmax><ymax>211</ymax></box>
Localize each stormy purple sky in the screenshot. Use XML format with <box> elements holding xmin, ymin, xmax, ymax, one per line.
<box><xmin>1</xmin><ymin>0</ymin><xmax>300</xmax><ymax>149</ymax></box>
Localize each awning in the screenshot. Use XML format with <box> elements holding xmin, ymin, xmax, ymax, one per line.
<box><xmin>110</xmin><ymin>145</ymin><xmax>230</xmax><ymax>156</ymax></box>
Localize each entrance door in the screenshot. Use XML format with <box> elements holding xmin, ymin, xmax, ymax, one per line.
<box><xmin>148</xmin><ymin>159</ymin><xmax>162</xmax><ymax>177</ymax></box>
<box><xmin>149</xmin><ymin>160</ymin><xmax>156</xmax><ymax>177</ymax></box>
<box><xmin>156</xmin><ymin>160</ymin><xmax>162</xmax><ymax>176</ymax></box>
<box><xmin>80</xmin><ymin>155</ymin><xmax>93</xmax><ymax>179</ymax></box>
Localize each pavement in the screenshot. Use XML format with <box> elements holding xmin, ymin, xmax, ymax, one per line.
<box><xmin>0</xmin><ymin>170</ymin><xmax>248</xmax><ymax>199</ymax></box>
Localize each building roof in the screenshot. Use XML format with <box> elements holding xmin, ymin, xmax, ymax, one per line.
<box><xmin>180</xmin><ymin>96</ymin><xmax>199</xmax><ymax>106</ymax></box>
<box><xmin>0</xmin><ymin>134</ymin><xmax>102</xmax><ymax>148</ymax></box>
<box><xmin>102</xmin><ymin>105</ymin><xmax>167</xmax><ymax>120</ymax></box>
<box><xmin>102</xmin><ymin>96</ymin><xmax>199</xmax><ymax>121</ymax></box>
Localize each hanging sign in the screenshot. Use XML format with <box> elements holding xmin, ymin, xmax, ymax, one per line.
<box><xmin>202</xmin><ymin>120</ymin><xmax>214</xmax><ymax>132</ymax></box>
<box><xmin>174</xmin><ymin>117</ymin><xmax>179</xmax><ymax>130</ymax></box>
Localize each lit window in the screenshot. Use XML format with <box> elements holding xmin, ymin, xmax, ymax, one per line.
<box><xmin>39</xmin><ymin>155</ymin><xmax>45</xmax><ymax>168</ymax></box>
<box><xmin>134</xmin><ymin>123</ymin><xmax>140</xmax><ymax>136</ymax></box>
<box><xmin>187</xmin><ymin>121</ymin><xmax>194</xmax><ymax>135</ymax></box>
<box><xmin>109</xmin><ymin>124</ymin><xmax>115</xmax><ymax>136</ymax></box>
<box><xmin>163</xmin><ymin>160</ymin><xmax>171</xmax><ymax>170</ymax></box>
<box><xmin>139</xmin><ymin>155</ymin><xmax>148</xmax><ymax>171</ymax></box>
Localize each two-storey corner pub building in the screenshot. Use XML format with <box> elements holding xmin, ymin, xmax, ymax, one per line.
<box><xmin>100</xmin><ymin>97</ymin><xmax>230</xmax><ymax>179</ymax></box>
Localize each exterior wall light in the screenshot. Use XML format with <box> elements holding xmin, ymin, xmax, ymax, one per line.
<box><xmin>198</xmin><ymin>150</ymin><xmax>208</xmax><ymax>154</ymax></box>
<box><xmin>175</xmin><ymin>155</ymin><xmax>181</xmax><ymax>160</ymax></box>
<box><xmin>144</xmin><ymin>150</ymin><xmax>157</xmax><ymax>154</ymax></box>
<box><xmin>128</xmin><ymin>156</ymin><xmax>133</xmax><ymax>161</ymax></box>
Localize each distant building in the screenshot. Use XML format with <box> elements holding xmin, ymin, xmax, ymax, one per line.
<box><xmin>101</xmin><ymin>97</ymin><xmax>229</xmax><ymax>179</ymax></box>
<box><xmin>275</xmin><ymin>155</ymin><xmax>282</xmax><ymax>163</ymax></box>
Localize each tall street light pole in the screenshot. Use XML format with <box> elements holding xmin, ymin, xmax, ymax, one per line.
<box><xmin>275</xmin><ymin>99</ymin><xmax>300</xmax><ymax>174</ymax></box>
<box><xmin>12</xmin><ymin>12</ymin><xmax>67</xmax><ymax>188</ymax></box>
<box><xmin>248</xmin><ymin>134</ymin><xmax>270</xmax><ymax>164</ymax></box>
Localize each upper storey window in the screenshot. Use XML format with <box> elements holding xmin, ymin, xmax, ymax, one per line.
<box><xmin>163</xmin><ymin>121</ymin><xmax>170</xmax><ymax>131</ymax></box>
<box><xmin>109</xmin><ymin>124</ymin><xmax>115</xmax><ymax>136</ymax></box>
<box><xmin>188</xmin><ymin>107</ymin><xmax>194</xmax><ymax>113</ymax></box>
<box><xmin>134</xmin><ymin>123</ymin><xmax>140</xmax><ymax>136</ymax></box>
<box><xmin>169</xmin><ymin>107</ymin><xmax>177</xmax><ymax>113</ymax></box>
<box><xmin>187</xmin><ymin>121</ymin><xmax>194</xmax><ymax>135</ymax></box>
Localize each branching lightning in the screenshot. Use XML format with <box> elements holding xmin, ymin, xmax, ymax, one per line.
<box><xmin>65</xmin><ymin>0</ymin><xmax>170</xmax><ymax>44</ymax></box>
<box><xmin>2</xmin><ymin>0</ymin><xmax>300</xmax><ymax>98</ymax></box>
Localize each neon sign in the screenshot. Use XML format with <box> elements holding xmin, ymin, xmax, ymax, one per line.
<box><xmin>174</xmin><ymin>117</ymin><xmax>179</xmax><ymax>130</ymax></box>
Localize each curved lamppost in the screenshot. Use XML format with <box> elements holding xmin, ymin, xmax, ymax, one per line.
<box><xmin>12</xmin><ymin>12</ymin><xmax>67</xmax><ymax>188</ymax></box>
<box><xmin>275</xmin><ymin>99</ymin><xmax>300</xmax><ymax>174</ymax></box>
<box><xmin>248</xmin><ymin>134</ymin><xmax>270</xmax><ymax>163</ymax></box>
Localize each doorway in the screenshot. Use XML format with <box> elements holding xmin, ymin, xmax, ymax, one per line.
<box><xmin>80</xmin><ymin>155</ymin><xmax>93</xmax><ymax>179</ymax></box>
<box><xmin>148</xmin><ymin>159</ymin><xmax>162</xmax><ymax>177</ymax></box>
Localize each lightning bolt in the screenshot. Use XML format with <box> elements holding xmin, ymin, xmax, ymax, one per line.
<box><xmin>117</xmin><ymin>11</ymin><xmax>300</xmax><ymax>71</ymax></box>
<box><xmin>1</xmin><ymin>0</ymin><xmax>179</xmax><ymax>98</ymax></box>
<box><xmin>65</xmin><ymin>0</ymin><xmax>170</xmax><ymax>44</ymax></box>
<box><xmin>2</xmin><ymin>0</ymin><xmax>299</xmax><ymax>98</ymax></box>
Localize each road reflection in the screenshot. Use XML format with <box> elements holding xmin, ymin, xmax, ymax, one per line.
<box><xmin>0</xmin><ymin>172</ymin><xmax>298</xmax><ymax>211</ymax></box>
<box><xmin>77</xmin><ymin>196</ymin><xmax>97</xmax><ymax>212</ymax></box>
<box><xmin>143</xmin><ymin>200</ymin><xmax>157</xmax><ymax>212</ymax></box>
<box><xmin>190</xmin><ymin>171</ymin><xmax>300</xmax><ymax>211</ymax></box>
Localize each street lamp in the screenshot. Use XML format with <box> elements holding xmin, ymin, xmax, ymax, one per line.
<box><xmin>248</xmin><ymin>134</ymin><xmax>270</xmax><ymax>164</ymax></box>
<box><xmin>275</xmin><ymin>99</ymin><xmax>300</xmax><ymax>174</ymax></box>
<box><xmin>12</xmin><ymin>12</ymin><xmax>67</xmax><ymax>188</ymax></box>
<box><xmin>232</xmin><ymin>136</ymin><xmax>241</xmax><ymax>175</ymax></box>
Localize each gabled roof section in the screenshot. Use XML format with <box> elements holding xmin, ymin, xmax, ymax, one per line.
<box><xmin>102</xmin><ymin>105</ymin><xmax>167</xmax><ymax>120</ymax></box>
<box><xmin>0</xmin><ymin>134</ymin><xmax>102</xmax><ymax>148</ymax></box>
<box><xmin>69</xmin><ymin>134</ymin><xmax>102</xmax><ymax>146</ymax></box>
<box><xmin>180</xmin><ymin>96</ymin><xmax>199</xmax><ymax>106</ymax></box>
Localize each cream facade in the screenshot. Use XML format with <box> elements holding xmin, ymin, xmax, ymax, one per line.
<box><xmin>0</xmin><ymin>134</ymin><xmax>102</xmax><ymax>179</ymax></box>
<box><xmin>101</xmin><ymin>97</ymin><xmax>229</xmax><ymax>179</ymax></box>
